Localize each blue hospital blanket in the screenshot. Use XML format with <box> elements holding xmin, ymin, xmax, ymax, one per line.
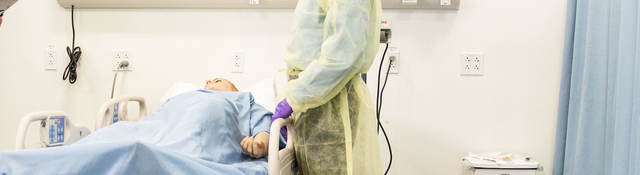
<box><xmin>0</xmin><ymin>90</ymin><xmax>274</xmax><ymax>175</ymax></box>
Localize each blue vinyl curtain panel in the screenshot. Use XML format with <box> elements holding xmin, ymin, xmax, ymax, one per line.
<box><xmin>553</xmin><ymin>0</ymin><xmax>640</xmax><ymax>175</ymax></box>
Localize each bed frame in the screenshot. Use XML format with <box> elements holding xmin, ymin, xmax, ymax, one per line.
<box><xmin>16</xmin><ymin>93</ymin><xmax>293</xmax><ymax>174</ymax></box>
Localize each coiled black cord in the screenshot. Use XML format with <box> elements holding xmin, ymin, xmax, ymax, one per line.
<box><xmin>63</xmin><ymin>5</ymin><xmax>81</xmax><ymax>84</ymax></box>
<box><xmin>376</xmin><ymin>43</ymin><xmax>393</xmax><ymax>175</ymax></box>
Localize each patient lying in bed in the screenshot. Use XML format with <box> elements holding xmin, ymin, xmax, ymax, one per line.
<box><xmin>0</xmin><ymin>78</ymin><xmax>278</xmax><ymax>174</ymax></box>
<box><xmin>204</xmin><ymin>78</ymin><xmax>272</xmax><ymax>159</ymax></box>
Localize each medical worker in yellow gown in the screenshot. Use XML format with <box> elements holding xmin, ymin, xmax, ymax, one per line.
<box><xmin>271</xmin><ymin>0</ymin><xmax>383</xmax><ymax>174</ymax></box>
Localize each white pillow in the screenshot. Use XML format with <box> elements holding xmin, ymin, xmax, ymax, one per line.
<box><xmin>160</xmin><ymin>79</ymin><xmax>277</xmax><ymax>112</ymax></box>
<box><xmin>273</xmin><ymin>71</ymin><xmax>288</xmax><ymax>98</ymax></box>
<box><xmin>243</xmin><ymin>78</ymin><xmax>276</xmax><ymax>112</ymax></box>
<box><xmin>160</xmin><ymin>82</ymin><xmax>201</xmax><ymax>104</ymax></box>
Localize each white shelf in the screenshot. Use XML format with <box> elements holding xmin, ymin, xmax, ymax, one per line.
<box><xmin>57</xmin><ymin>0</ymin><xmax>460</xmax><ymax>9</ymax></box>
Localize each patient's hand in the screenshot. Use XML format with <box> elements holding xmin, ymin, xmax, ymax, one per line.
<box><xmin>241</xmin><ymin>132</ymin><xmax>269</xmax><ymax>158</ymax></box>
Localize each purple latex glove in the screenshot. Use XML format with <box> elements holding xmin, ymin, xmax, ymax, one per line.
<box><xmin>272</xmin><ymin>99</ymin><xmax>293</xmax><ymax>140</ymax></box>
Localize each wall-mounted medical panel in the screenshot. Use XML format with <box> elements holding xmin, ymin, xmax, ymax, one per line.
<box><xmin>57</xmin><ymin>0</ymin><xmax>460</xmax><ymax>9</ymax></box>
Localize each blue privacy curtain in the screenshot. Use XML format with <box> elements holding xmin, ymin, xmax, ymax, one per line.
<box><xmin>553</xmin><ymin>0</ymin><xmax>640</xmax><ymax>175</ymax></box>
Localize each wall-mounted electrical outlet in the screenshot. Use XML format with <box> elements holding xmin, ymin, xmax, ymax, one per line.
<box><xmin>389</xmin><ymin>57</ymin><xmax>399</xmax><ymax>74</ymax></box>
<box><xmin>461</xmin><ymin>52</ymin><xmax>484</xmax><ymax>76</ymax></box>
<box><xmin>113</xmin><ymin>50</ymin><xmax>133</xmax><ymax>71</ymax></box>
<box><xmin>231</xmin><ymin>50</ymin><xmax>244</xmax><ymax>73</ymax></box>
<box><xmin>388</xmin><ymin>47</ymin><xmax>400</xmax><ymax>74</ymax></box>
<box><xmin>44</xmin><ymin>45</ymin><xmax>56</xmax><ymax>70</ymax></box>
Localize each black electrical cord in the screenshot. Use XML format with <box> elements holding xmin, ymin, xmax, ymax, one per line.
<box><xmin>379</xmin><ymin>54</ymin><xmax>393</xmax><ymax>118</ymax></box>
<box><xmin>376</xmin><ymin>43</ymin><xmax>390</xmax><ymax>131</ymax></box>
<box><xmin>378</xmin><ymin>48</ymin><xmax>394</xmax><ymax>175</ymax></box>
<box><xmin>63</xmin><ymin>5</ymin><xmax>82</xmax><ymax>84</ymax></box>
<box><xmin>375</xmin><ymin>43</ymin><xmax>393</xmax><ymax>175</ymax></box>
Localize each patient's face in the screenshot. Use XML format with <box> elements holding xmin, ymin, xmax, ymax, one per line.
<box><xmin>205</xmin><ymin>78</ymin><xmax>239</xmax><ymax>92</ymax></box>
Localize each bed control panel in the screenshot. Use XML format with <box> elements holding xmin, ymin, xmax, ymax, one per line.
<box><xmin>48</xmin><ymin>116</ymin><xmax>66</xmax><ymax>144</ymax></box>
<box><xmin>37</xmin><ymin>115</ymin><xmax>91</xmax><ymax>148</ymax></box>
<box><xmin>16</xmin><ymin>112</ymin><xmax>92</xmax><ymax>150</ymax></box>
<box><xmin>113</xmin><ymin>104</ymin><xmax>120</xmax><ymax>123</ymax></box>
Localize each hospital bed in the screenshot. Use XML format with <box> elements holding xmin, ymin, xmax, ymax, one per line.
<box><xmin>15</xmin><ymin>96</ymin><xmax>148</xmax><ymax>150</ymax></box>
<box><xmin>12</xmin><ymin>79</ymin><xmax>297</xmax><ymax>175</ymax></box>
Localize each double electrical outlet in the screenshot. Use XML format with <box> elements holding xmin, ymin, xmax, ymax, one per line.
<box><xmin>460</xmin><ymin>52</ymin><xmax>484</xmax><ymax>76</ymax></box>
<box><xmin>44</xmin><ymin>45</ymin><xmax>56</xmax><ymax>70</ymax></box>
<box><xmin>113</xmin><ymin>50</ymin><xmax>133</xmax><ymax>71</ymax></box>
<box><xmin>386</xmin><ymin>47</ymin><xmax>400</xmax><ymax>74</ymax></box>
<box><xmin>231</xmin><ymin>50</ymin><xmax>244</xmax><ymax>73</ymax></box>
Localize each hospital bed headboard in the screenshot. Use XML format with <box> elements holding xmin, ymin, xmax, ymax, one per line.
<box><xmin>96</xmin><ymin>96</ymin><xmax>148</xmax><ymax>130</ymax></box>
<box><xmin>56</xmin><ymin>0</ymin><xmax>460</xmax><ymax>9</ymax></box>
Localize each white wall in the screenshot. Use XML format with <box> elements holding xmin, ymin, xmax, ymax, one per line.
<box><xmin>0</xmin><ymin>0</ymin><xmax>567</xmax><ymax>174</ymax></box>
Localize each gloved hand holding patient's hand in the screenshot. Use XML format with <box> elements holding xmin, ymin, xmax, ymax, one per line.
<box><xmin>271</xmin><ymin>99</ymin><xmax>292</xmax><ymax>140</ymax></box>
<box><xmin>240</xmin><ymin>132</ymin><xmax>269</xmax><ymax>158</ymax></box>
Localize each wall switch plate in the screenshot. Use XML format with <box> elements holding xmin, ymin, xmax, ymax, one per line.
<box><xmin>441</xmin><ymin>0</ymin><xmax>452</xmax><ymax>6</ymax></box>
<box><xmin>231</xmin><ymin>50</ymin><xmax>244</xmax><ymax>73</ymax></box>
<box><xmin>461</xmin><ymin>52</ymin><xmax>484</xmax><ymax>76</ymax></box>
<box><xmin>113</xmin><ymin>50</ymin><xmax>133</xmax><ymax>71</ymax></box>
<box><xmin>388</xmin><ymin>47</ymin><xmax>400</xmax><ymax>74</ymax></box>
<box><xmin>44</xmin><ymin>45</ymin><xmax>56</xmax><ymax>70</ymax></box>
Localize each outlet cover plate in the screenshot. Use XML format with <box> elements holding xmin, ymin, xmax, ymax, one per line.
<box><xmin>461</xmin><ymin>52</ymin><xmax>484</xmax><ymax>76</ymax></box>
<box><xmin>231</xmin><ymin>50</ymin><xmax>244</xmax><ymax>73</ymax></box>
<box><xmin>113</xmin><ymin>50</ymin><xmax>133</xmax><ymax>71</ymax></box>
<box><xmin>44</xmin><ymin>45</ymin><xmax>56</xmax><ymax>70</ymax></box>
<box><xmin>388</xmin><ymin>47</ymin><xmax>400</xmax><ymax>74</ymax></box>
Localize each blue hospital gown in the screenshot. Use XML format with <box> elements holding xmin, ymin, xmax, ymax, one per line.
<box><xmin>0</xmin><ymin>90</ymin><xmax>274</xmax><ymax>175</ymax></box>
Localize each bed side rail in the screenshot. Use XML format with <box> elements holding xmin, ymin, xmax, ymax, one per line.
<box><xmin>15</xmin><ymin>111</ymin><xmax>67</xmax><ymax>150</ymax></box>
<box><xmin>95</xmin><ymin>96</ymin><xmax>147</xmax><ymax>130</ymax></box>
<box><xmin>268</xmin><ymin>118</ymin><xmax>295</xmax><ymax>175</ymax></box>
